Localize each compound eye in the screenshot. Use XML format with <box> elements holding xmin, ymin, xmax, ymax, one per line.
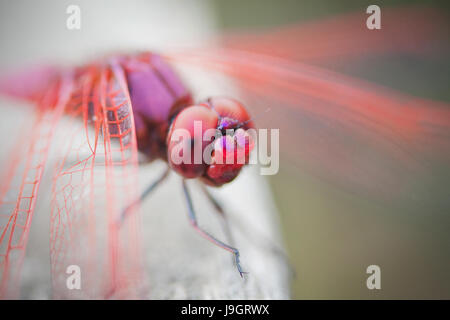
<box><xmin>166</xmin><ymin>105</ymin><xmax>218</xmax><ymax>178</ymax></box>
<box><xmin>206</xmin><ymin>97</ymin><xmax>253</xmax><ymax>130</ymax></box>
<box><xmin>202</xmin><ymin>127</ymin><xmax>255</xmax><ymax>186</ymax></box>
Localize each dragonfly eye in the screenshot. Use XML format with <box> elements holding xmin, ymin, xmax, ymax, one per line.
<box><xmin>203</xmin><ymin>127</ymin><xmax>255</xmax><ymax>186</ymax></box>
<box><xmin>204</xmin><ymin>97</ymin><xmax>254</xmax><ymax>130</ymax></box>
<box><xmin>217</xmin><ymin>117</ymin><xmax>241</xmax><ymax>135</ymax></box>
<box><xmin>201</xmin><ymin>97</ymin><xmax>255</xmax><ymax>186</ymax></box>
<box><xmin>166</xmin><ymin>97</ymin><xmax>254</xmax><ymax>186</ymax></box>
<box><xmin>167</xmin><ymin>105</ymin><xmax>218</xmax><ymax>178</ymax></box>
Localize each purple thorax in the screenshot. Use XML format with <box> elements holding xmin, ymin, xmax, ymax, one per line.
<box><xmin>124</xmin><ymin>53</ymin><xmax>191</xmax><ymax>130</ymax></box>
<box><xmin>122</xmin><ymin>53</ymin><xmax>192</xmax><ymax>159</ymax></box>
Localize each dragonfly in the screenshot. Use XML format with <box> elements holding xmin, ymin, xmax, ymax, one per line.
<box><xmin>0</xmin><ymin>6</ymin><xmax>449</xmax><ymax>299</ymax></box>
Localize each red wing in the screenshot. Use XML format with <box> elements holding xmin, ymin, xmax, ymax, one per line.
<box><xmin>212</xmin><ymin>6</ymin><xmax>450</xmax><ymax>63</ymax></box>
<box><xmin>0</xmin><ymin>75</ymin><xmax>73</xmax><ymax>298</ymax></box>
<box><xmin>166</xmin><ymin>49</ymin><xmax>450</xmax><ymax>205</ymax></box>
<box><xmin>49</xmin><ymin>61</ymin><xmax>145</xmax><ymax>299</ymax></box>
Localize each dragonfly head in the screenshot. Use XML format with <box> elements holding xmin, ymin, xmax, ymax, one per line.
<box><xmin>167</xmin><ymin>97</ymin><xmax>254</xmax><ymax>186</ymax></box>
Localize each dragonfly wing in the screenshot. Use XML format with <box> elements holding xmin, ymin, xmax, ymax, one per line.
<box><xmin>49</xmin><ymin>61</ymin><xmax>145</xmax><ymax>299</ymax></box>
<box><xmin>0</xmin><ymin>75</ymin><xmax>73</xmax><ymax>299</ymax></box>
<box><xmin>213</xmin><ymin>6</ymin><xmax>449</xmax><ymax>63</ymax></box>
<box><xmin>166</xmin><ymin>50</ymin><xmax>450</xmax><ymax>206</ymax></box>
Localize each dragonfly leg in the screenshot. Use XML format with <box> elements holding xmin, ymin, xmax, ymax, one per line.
<box><xmin>199</xmin><ymin>183</ymin><xmax>236</xmax><ymax>247</ymax></box>
<box><xmin>182</xmin><ymin>180</ymin><xmax>247</xmax><ymax>278</ymax></box>
<box><xmin>200</xmin><ymin>183</ymin><xmax>296</xmax><ymax>279</ymax></box>
<box><xmin>119</xmin><ymin>166</ymin><xmax>171</xmax><ymax>224</ymax></box>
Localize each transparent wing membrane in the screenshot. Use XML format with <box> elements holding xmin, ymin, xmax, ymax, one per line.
<box><xmin>49</xmin><ymin>62</ymin><xmax>144</xmax><ymax>299</ymax></box>
<box><xmin>0</xmin><ymin>76</ymin><xmax>72</xmax><ymax>298</ymax></box>
<box><xmin>212</xmin><ymin>7</ymin><xmax>450</xmax><ymax>63</ymax></box>
<box><xmin>0</xmin><ymin>61</ymin><xmax>145</xmax><ymax>298</ymax></box>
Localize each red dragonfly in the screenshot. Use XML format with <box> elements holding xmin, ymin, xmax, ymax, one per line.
<box><xmin>0</xmin><ymin>7</ymin><xmax>449</xmax><ymax>299</ymax></box>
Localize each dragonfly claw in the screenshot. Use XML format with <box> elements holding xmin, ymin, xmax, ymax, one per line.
<box><xmin>239</xmin><ymin>271</ymin><xmax>249</xmax><ymax>278</ymax></box>
<box><xmin>233</xmin><ymin>250</ymin><xmax>248</xmax><ymax>278</ymax></box>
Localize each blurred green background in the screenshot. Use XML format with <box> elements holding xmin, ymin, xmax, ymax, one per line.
<box><xmin>211</xmin><ymin>0</ymin><xmax>450</xmax><ymax>299</ymax></box>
